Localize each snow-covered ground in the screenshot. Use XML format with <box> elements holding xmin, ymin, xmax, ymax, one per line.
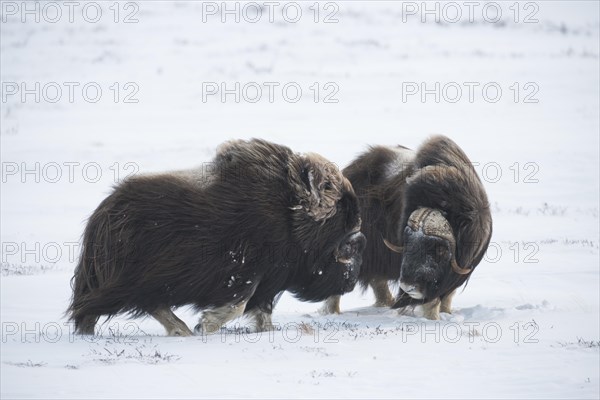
<box><xmin>1</xmin><ymin>1</ymin><xmax>599</xmax><ymax>398</ymax></box>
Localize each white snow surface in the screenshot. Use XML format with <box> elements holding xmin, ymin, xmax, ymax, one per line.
<box><xmin>1</xmin><ymin>1</ymin><xmax>599</xmax><ymax>399</ymax></box>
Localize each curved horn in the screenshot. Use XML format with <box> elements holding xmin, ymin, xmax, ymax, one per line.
<box><xmin>446</xmin><ymin>234</ymin><xmax>472</xmax><ymax>275</ymax></box>
<box><xmin>451</xmin><ymin>258</ymin><xmax>472</xmax><ymax>275</ymax></box>
<box><xmin>383</xmin><ymin>238</ymin><xmax>403</xmax><ymax>253</ymax></box>
<box><xmin>407</xmin><ymin>207</ymin><xmax>434</xmax><ymax>231</ymax></box>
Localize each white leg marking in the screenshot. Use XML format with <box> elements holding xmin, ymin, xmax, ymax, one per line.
<box><xmin>150</xmin><ymin>307</ymin><xmax>193</xmax><ymax>337</ymax></box>
<box><xmin>421</xmin><ymin>298</ymin><xmax>441</xmax><ymax>320</ymax></box>
<box><xmin>199</xmin><ymin>300</ymin><xmax>248</xmax><ymax>334</ymax></box>
<box><xmin>371</xmin><ymin>278</ymin><xmax>394</xmax><ymax>307</ymax></box>
<box><xmin>247</xmin><ymin>309</ymin><xmax>274</xmax><ymax>332</ymax></box>
<box><xmin>440</xmin><ymin>289</ymin><xmax>456</xmax><ymax>314</ymax></box>
<box><xmin>319</xmin><ymin>295</ymin><xmax>341</xmax><ymax>315</ymax></box>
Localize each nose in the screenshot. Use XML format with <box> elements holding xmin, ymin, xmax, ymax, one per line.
<box><xmin>402</xmin><ymin>284</ymin><xmax>416</xmax><ymax>292</ymax></box>
<box><xmin>399</xmin><ymin>281</ymin><xmax>424</xmax><ymax>299</ymax></box>
<box><xmin>335</xmin><ymin>232</ymin><xmax>366</xmax><ymax>264</ymax></box>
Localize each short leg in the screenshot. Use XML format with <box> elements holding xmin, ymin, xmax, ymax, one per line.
<box><xmin>440</xmin><ymin>289</ymin><xmax>456</xmax><ymax>314</ymax></box>
<box><xmin>319</xmin><ymin>295</ymin><xmax>341</xmax><ymax>315</ymax></box>
<box><xmin>421</xmin><ymin>298</ymin><xmax>441</xmax><ymax>320</ymax></box>
<box><xmin>247</xmin><ymin>308</ymin><xmax>274</xmax><ymax>331</ymax></box>
<box><xmin>150</xmin><ymin>307</ymin><xmax>193</xmax><ymax>337</ymax></box>
<box><xmin>197</xmin><ymin>300</ymin><xmax>248</xmax><ymax>334</ymax></box>
<box><xmin>370</xmin><ymin>278</ymin><xmax>394</xmax><ymax>307</ymax></box>
<box><xmin>75</xmin><ymin>315</ymin><xmax>99</xmax><ymax>335</ymax></box>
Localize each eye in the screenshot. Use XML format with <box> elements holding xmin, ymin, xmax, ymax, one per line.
<box><xmin>323</xmin><ymin>181</ymin><xmax>333</xmax><ymax>190</ymax></box>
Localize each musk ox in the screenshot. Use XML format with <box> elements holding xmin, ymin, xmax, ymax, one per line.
<box><xmin>322</xmin><ymin>135</ymin><xmax>492</xmax><ymax>320</ymax></box>
<box><xmin>68</xmin><ymin>139</ymin><xmax>366</xmax><ymax>335</ymax></box>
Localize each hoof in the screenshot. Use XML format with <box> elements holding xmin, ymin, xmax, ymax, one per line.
<box><xmin>373</xmin><ymin>299</ymin><xmax>394</xmax><ymax>308</ymax></box>
<box><xmin>193</xmin><ymin>322</ymin><xmax>220</xmax><ymax>335</ymax></box>
<box><xmin>193</xmin><ymin>324</ymin><xmax>202</xmax><ymax>335</ymax></box>
<box><xmin>168</xmin><ymin>326</ymin><xmax>193</xmax><ymax>337</ymax></box>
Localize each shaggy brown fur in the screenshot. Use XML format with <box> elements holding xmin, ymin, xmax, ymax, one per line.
<box><xmin>67</xmin><ymin>139</ymin><xmax>366</xmax><ymax>335</ymax></box>
<box><xmin>322</xmin><ymin>135</ymin><xmax>492</xmax><ymax>319</ymax></box>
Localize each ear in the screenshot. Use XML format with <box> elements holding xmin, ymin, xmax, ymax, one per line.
<box><xmin>289</xmin><ymin>154</ymin><xmax>341</xmax><ymax>221</ymax></box>
<box><xmin>299</xmin><ymin>162</ymin><xmax>319</xmax><ymax>201</ymax></box>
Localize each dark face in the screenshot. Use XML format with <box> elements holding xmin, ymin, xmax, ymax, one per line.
<box><xmin>399</xmin><ymin>225</ymin><xmax>452</xmax><ymax>301</ymax></box>
<box><xmin>291</xmin><ymin>180</ymin><xmax>366</xmax><ymax>302</ymax></box>
<box><xmin>327</xmin><ymin>190</ymin><xmax>366</xmax><ymax>293</ymax></box>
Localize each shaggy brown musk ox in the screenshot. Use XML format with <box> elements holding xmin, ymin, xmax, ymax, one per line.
<box><xmin>322</xmin><ymin>135</ymin><xmax>492</xmax><ymax>319</ymax></box>
<box><xmin>68</xmin><ymin>139</ymin><xmax>366</xmax><ymax>335</ymax></box>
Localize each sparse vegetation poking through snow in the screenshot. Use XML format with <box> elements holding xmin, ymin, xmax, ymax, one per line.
<box><xmin>85</xmin><ymin>332</ymin><xmax>180</xmax><ymax>365</ymax></box>
<box><xmin>86</xmin><ymin>340</ymin><xmax>181</xmax><ymax>365</ymax></box>
<box><xmin>556</xmin><ymin>337</ymin><xmax>600</xmax><ymax>349</ymax></box>
<box><xmin>1</xmin><ymin>263</ymin><xmax>55</xmax><ymax>276</ymax></box>
<box><xmin>4</xmin><ymin>360</ymin><xmax>47</xmax><ymax>368</ymax></box>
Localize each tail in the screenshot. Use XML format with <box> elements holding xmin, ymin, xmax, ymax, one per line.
<box><xmin>66</xmin><ymin>196</ymin><xmax>128</xmax><ymax>333</ymax></box>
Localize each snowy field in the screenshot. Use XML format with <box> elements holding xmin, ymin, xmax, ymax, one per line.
<box><xmin>1</xmin><ymin>1</ymin><xmax>599</xmax><ymax>398</ymax></box>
